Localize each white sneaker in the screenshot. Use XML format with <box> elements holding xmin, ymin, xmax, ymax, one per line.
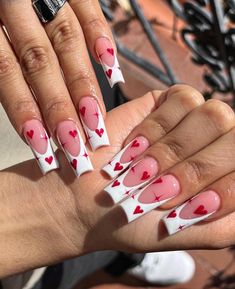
<box><xmin>128</xmin><ymin>251</ymin><xmax>195</xmax><ymax>285</ymax></box>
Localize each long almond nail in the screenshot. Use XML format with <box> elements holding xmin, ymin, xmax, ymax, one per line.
<box><xmin>121</xmin><ymin>175</ymin><xmax>180</xmax><ymax>223</ymax></box>
<box><xmin>23</xmin><ymin>119</ymin><xmax>59</xmax><ymax>174</ymax></box>
<box><xmin>162</xmin><ymin>190</ymin><xmax>220</xmax><ymax>235</ymax></box>
<box><xmin>95</xmin><ymin>37</ymin><xmax>125</xmax><ymax>88</ymax></box>
<box><xmin>79</xmin><ymin>96</ymin><xmax>109</xmax><ymax>151</ymax></box>
<box><xmin>102</xmin><ymin>136</ymin><xmax>149</xmax><ymax>178</ymax></box>
<box><xmin>57</xmin><ymin>120</ymin><xmax>93</xmax><ymax>177</ymax></box>
<box><xmin>104</xmin><ymin>157</ymin><xmax>158</xmax><ymax>203</ymax></box>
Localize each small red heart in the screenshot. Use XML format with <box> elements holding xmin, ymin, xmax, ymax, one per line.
<box><xmin>114</xmin><ymin>162</ymin><xmax>123</xmax><ymax>171</ymax></box>
<box><xmin>71</xmin><ymin>159</ymin><xmax>77</xmax><ymax>170</ymax></box>
<box><xmin>194</xmin><ymin>205</ymin><xmax>208</xmax><ymax>215</ymax></box>
<box><xmin>106</xmin><ymin>69</ymin><xmax>112</xmax><ymax>79</ymax></box>
<box><xmin>133</xmin><ymin>205</ymin><xmax>144</xmax><ymax>215</ymax></box>
<box><xmin>167</xmin><ymin>210</ymin><xmax>177</xmax><ymax>218</ymax></box>
<box><xmin>27</xmin><ymin>130</ymin><xmax>34</xmax><ymax>139</ymax></box>
<box><xmin>131</xmin><ymin>140</ymin><xmax>140</xmax><ymax>148</ymax></box>
<box><xmin>153</xmin><ymin>177</ymin><xmax>163</xmax><ymax>184</ymax></box>
<box><xmin>69</xmin><ymin>130</ymin><xmax>78</xmax><ymax>138</ymax></box>
<box><xmin>107</xmin><ymin>48</ymin><xmax>114</xmax><ymax>55</ymax></box>
<box><xmin>45</xmin><ymin>156</ymin><xmax>53</xmax><ymax>165</ymax></box>
<box><xmin>80</xmin><ymin>106</ymin><xmax>86</xmax><ymax>117</ymax></box>
<box><xmin>141</xmin><ymin>171</ymin><xmax>150</xmax><ymax>180</ymax></box>
<box><xmin>112</xmin><ymin>180</ymin><xmax>120</xmax><ymax>187</ymax></box>
<box><xmin>95</xmin><ymin>128</ymin><xmax>104</xmax><ymax>137</ymax></box>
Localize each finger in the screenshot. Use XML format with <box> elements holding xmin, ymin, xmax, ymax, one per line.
<box><xmin>69</xmin><ymin>0</ymin><xmax>125</xmax><ymax>87</ymax></box>
<box><xmin>102</xmin><ymin>85</ymin><xmax>205</xmax><ymax>179</ymax></box>
<box><xmin>44</xmin><ymin>4</ymin><xmax>109</xmax><ymax>151</ymax></box>
<box><xmin>121</xmin><ymin>125</ymin><xmax>235</xmax><ymax>227</ymax></box>
<box><xmin>0</xmin><ymin>1</ymin><xmax>93</xmax><ymax>176</ymax></box>
<box><xmin>0</xmin><ymin>25</ymin><xmax>59</xmax><ymax>174</ymax></box>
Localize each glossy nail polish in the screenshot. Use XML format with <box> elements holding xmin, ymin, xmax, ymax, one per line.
<box><xmin>95</xmin><ymin>37</ymin><xmax>125</xmax><ymax>88</ymax></box>
<box><xmin>23</xmin><ymin>119</ymin><xmax>59</xmax><ymax>174</ymax></box>
<box><xmin>121</xmin><ymin>175</ymin><xmax>180</xmax><ymax>222</ymax></box>
<box><xmin>162</xmin><ymin>190</ymin><xmax>221</xmax><ymax>235</ymax></box>
<box><xmin>102</xmin><ymin>136</ymin><xmax>149</xmax><ymax>178</ymax></box>
<box><xmin>57</xmin><ymin>120</ymin><xmax>93</xmax><ymax>177</ymax></box>
<box><xmin>104</xmin><ymin>157</ymin><xmax>158</xmax><ymax>203</ymax></box>
<box><xmin>79</xmin><ymin>96</ymin><xmax>109</xmax><ymax>151</ymax></box>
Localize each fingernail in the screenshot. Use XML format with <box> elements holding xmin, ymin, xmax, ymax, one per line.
<box><xmin>121</xmin><ymin>175</ymin><xmax>180</xmax><ymax>223</ymax></box>
<box><xmin>104</xmin><ymin>157</ymin><xmax>158</xmax><ymax>204</ymax></box>
<box><xmin>79</xmin><ymin>96</ymin><xmax>109</xmax><ymax>151</ymax></box>
<box><xmin>23</xmin><ymin>119</ymin><xmax>59</xmax><ymax>174</ymax></box>
<box><xmin>95</xmin><ymin>37</ymin><xmax>125</xmax><ymax>88</ymax></box>
<box><xmin>102</xmin><ymin>136</ymin><xmax>149</xmax><ymax>178</ymax></box>
<box><xmin>57</xmin><ymin>120</ymin><xmax>93</xmax><ymax>177</ymax></box>
<box><xmin>162</xmin><ymin>190</ymin><xmax>221</xmax><ymax>235</ymax></box>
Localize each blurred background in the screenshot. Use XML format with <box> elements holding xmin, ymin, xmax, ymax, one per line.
<box><xmin>74</xmin><ymin>1</ymin><xmax>235</xmax><ymax>288</ymax></box>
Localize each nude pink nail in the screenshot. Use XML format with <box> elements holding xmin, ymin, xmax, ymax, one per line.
<box><xmin>162</xmin><ymin>190</ymin><xmax>221</xmax><ymax>235</ymax></box>
<box><xmin>95</xmin><ymin>37</ymin><xmax>124</xmax><ymax>87</ymax></box>
<box><xmin>57</xmin><ymin>120</ymin><xmax>93</xmax><ymax>177</ymax></box>
<box><xmin>120</xmin><ymin>175</ymin><xmax>180</xmax><ymax>223</ymax></box>
<box><xmin>23</xmin><ymin>119</ymin><xmax>59</xmax><ymax>174</ymax></box>
<box><xmin>104</xmin><ymin>157</ymin><xmax>158</xmax><ymax>203</ymax></box>
<box><xmin>102</xmin><ymin>136</ymin><xmax>149</xmax><ymax>178</ymax></box>
<box><xmin>79</xmin><ymin>96</ymin><xmax>109</xmax><ymax>151</ymax></box>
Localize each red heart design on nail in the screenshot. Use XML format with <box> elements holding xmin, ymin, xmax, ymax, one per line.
<box><xmin>107</xmin><ymin>48</ymin><xmax>114</xmax><ymax>56</ymax></box>
<box><xmin>95</xmin><ymin>128</ymin><xmax>104</xmax><ymax>137</ymax></box>
<box><xmin>141</xmin><ymin>171</ymin><xmax>150</xmax><ymax>180</ymax></box>
<box><xmin>167</xmin><ymin>210</ymin><xmax>177</xmax><ymax>218</ymax></box>
<box><xmin>114</xmin><ymin>162</ymin><xmax>123</xmax><ymax>171</ymax></box>
<box><xmin>69</xmin><ymin>130</ymin><xmax>78</xmax><ymax>138</ymax></box>
<box><xmin>133</xmin><ymin>205</ymin><xmax>144</xmax><ymax>215</ymax></box>
<box><xmin>27</xmin><ymin>130</ymin><xmax>34</xmax><ymax>139</ymax></box>
<box><xmin>112</xmin><ymin>180</ymin><xmax>120</xmax><ymax>187</ymax></box>
<box><xmin>153</xmin><ymin>177</ymin><xmax>163</xmax><ymax>184</ymax></box>
<box><xmin>194</xmin><ymin>205</ymin><xmax>208</xmax><ymax>215</ymax></box>
<box><xmin>80</xmin><ymin>106</ymin><xmax>86</xmax><ymax>117</ymax></box>
<box><xmin>131</xmin><ymin>140</ymin><xmax>140</xmax><ymax>148</ymax></box>
<box><xmin>106</xmin><ymin>69</ymin><xmax>112</xmax><ymax>79</ymax></box>
<box><xmin>45</xmin><ymin>156</ymin><xmax>53</xmax><ymax>165</ymax></box>
<box><xmin>71</xmin><ymin>159</ymin><xmax>77</xmax><ymax>170</ymax></box>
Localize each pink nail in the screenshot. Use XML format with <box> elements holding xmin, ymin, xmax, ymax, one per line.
<box><xmin>57</xmin><ymin>120</ymin><xmax>93</xmax><ymax>177</ymax></box>
<box><xmin>102</xmin><ymin>136</ymin><xmax>149</xmax><ymax>178</ymax></box>
<box><xmin>23</xmin><ymin>119</ymin><xmax>59</xmax><ymax>174</ymax></box>
<box><xmin>104</xmin><ymin>157</ymin><xmax>158</xmax><ymax>204</ymax></box>
<box><xmin>79</xmin><ymin>97</ymin><xmax>109</xmax><ymax>151</ymax></box>
<box><xmin>162</xmin><ymin>190</ymin><xmax>221</xmax><ymax>235</ymax></box>
<box><xmin>95</xmin><ymin>37</ymin><xmax>124</xmax><ymax>88</ymax></box>
<box><xmin>120</xmin><ymin>175</ymin><xmax>180</xmax><ymax>223</ymax></box>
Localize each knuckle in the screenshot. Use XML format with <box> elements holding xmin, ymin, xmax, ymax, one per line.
<box><xmin>161</xmin><ymin>138</ymin><xmax>184</xmax><ymax>162</ymax></box>
<box><xmin>20</xmin><ymin>45</ymin><xmax>50</xmax><ymax>76</ymax></box>
<box><xmin>51</xmin><ymin>19</ymin><xmax>80</xmax><ymax>53</ymax></box>
<box><xmin>167</xmin><ymin>84</ymin><xmax>205</xmax><ymax>108</ymax></box>
<box><xmin>183</xmin><ymin>160</ymin><xmax>207</xmax><ymax>186</ymax></box>
<box><xmin>82</xmin><ymin>17</ymin><xmax>106</xmax><ymax>32</ymax></box>
<box><xmin>6</xmin><ymin>98</ymin><xmax>37</xmax><ymax>114</ymax></box>
<box><xmin>202</xmin><ymin>99</ymin><xmax>235</xmax><ymax>130</ymax></box>
<box><xmin>44</xmin><ymin>97</ymin><xmax>70</xmax><ymax>117</ymax></box>
<box><xmin>67</xmin><ymin>70</ymin><xmax>91</xmax><ymax>89</ymax></box>
<box><xmin>0</xmin><ymin>51</ymin><xmax>16</xmax><ymax>77</ymax></box>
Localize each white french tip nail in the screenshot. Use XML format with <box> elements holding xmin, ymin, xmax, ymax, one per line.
<box><xmin>101</xmin><ymin>54</ymin><xmax>125</xmax><ymax>88</ymax></box>
<box><xmin>102</xmin><ymin>137</ymin><xmax>149</xmax><ymax>179</ymax></box>
<box><xmin>162</xmin><ymin>190</ymin><xmax>220</xmax><ymax>235</ymax></box>
<box><xmin>120</xmin><ymin>175</ymin><xmax>180</xmax><ymax>223</ymax></box>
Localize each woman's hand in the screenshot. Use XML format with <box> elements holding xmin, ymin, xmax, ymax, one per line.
<box><xmin>1</xmin><ymin>85</ymin><xmax>235</xmax><ymax>277</ymax></box>
<box><xmin>0</xmin><ymin>0</ymin><xmax>123</xmax><ymax>175</ymax></box>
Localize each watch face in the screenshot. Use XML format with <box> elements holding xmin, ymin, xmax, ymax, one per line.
<box><xmin>33</xmin><ymin>0</ymin><xmax>55</xmax><ymax>23</ymax></box>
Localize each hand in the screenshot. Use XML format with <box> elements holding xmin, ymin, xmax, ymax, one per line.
<box><xmin>1</xmin><ymin>85</ymin><xmax>235</xmax><ymax>277</ymax></box>
<box><xmin>0</xmin><ymin>0</ymin><xmax>123</xmax><ymax>175</ymax></box>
